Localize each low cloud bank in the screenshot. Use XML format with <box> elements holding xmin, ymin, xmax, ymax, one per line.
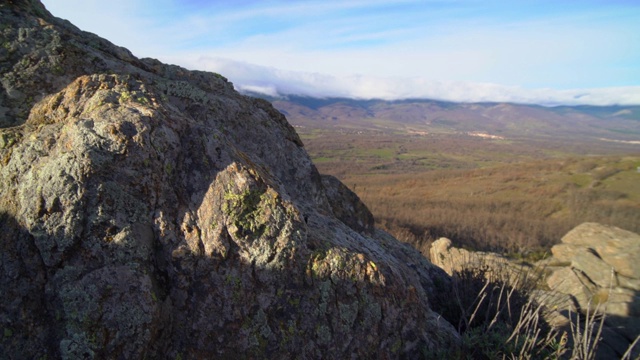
<box><xmin>190</xmin><ymin>57</ymin><xmax>640</xmax><ymax>106</ymax></box>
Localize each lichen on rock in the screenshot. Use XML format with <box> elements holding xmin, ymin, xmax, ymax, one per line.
<box><xmin>0</xmin><ymin>1</ymin><xmax>460</xmax><ymax>359</ymax></box>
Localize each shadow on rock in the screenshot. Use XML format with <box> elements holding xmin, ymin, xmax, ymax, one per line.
<box><xmin>0</xmin><ymin>4</ymin><xmax>460</xmax><ymax>356</ymax></box>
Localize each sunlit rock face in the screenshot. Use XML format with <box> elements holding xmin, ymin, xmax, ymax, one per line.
<box><xmin>545</xmin><ymin>223</ymin><xmax>640</xmax><ymax>358</ymax></box>
<box><xmin>0</xmin><ymin>1</ymin><xmax>458</xmax><ymax>358</ymax></box>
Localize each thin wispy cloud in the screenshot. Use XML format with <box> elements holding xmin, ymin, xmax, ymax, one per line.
<box><xmin>42</xmin><ymin>0</ymin><xmax>640</xmax><ymax>105</ymax></box>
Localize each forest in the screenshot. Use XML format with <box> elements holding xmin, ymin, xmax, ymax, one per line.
<box><xmin>297</xmin><ymin>127</ymin><xmax>640</xmax><ymax>260</ymax></box>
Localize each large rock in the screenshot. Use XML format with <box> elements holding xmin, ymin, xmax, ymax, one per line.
<box><xmin>0</xmin><ymin>2</ymin><xmax>458</xmax><ymax>359</ymax></box>
<box><xmin>545</xmin><ymin>267</ymin><xmax>593</xmax><ymax>309</ymax></box>
<box><xmin>544</xmin><ymin>223</ymin><xmax>640</xmax><ymax>359</ymax></box>
<box><xmin>548</xmin><ymin>223</ymin><xmax>640</xmax><ymax>310</ymax></box>
<box><xmin>558</xmin><ymin>222</ymin><xmax>640</xmax><ymax>282</ymax></box>
<box><xmin>430</xmin><ymin>237</ymin><xmax>534</xmax><ymax>285</ymax></box>
<box><xmin>431</xmin><ymin>224</ymin><xmax>640</xmax><ymax>359</ymax></box>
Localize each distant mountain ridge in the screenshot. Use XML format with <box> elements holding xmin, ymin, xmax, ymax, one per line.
<box><xmin>246</xmin><ymin>93</ymin><xmax>640</xmax><ymax>142</ymax></box>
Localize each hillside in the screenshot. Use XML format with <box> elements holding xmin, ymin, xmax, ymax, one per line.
<box><xmin>258</xmin><ymin>95</ymin><xmax>640</xmax><ymax>143</ymax></box>
<box><xmin>348</xmin><ymin>156</ymin><xmax>640</xmax><ymax>256</ymax></box>
<box><xmin>253</xmin><ymin>95</ymin><xmax>640</xmax><ymax>258</ymax></box>
<box><xmin>265</xmin><ymin>94</ymin><xmax>640</xmax><ymax>357</ymax></box>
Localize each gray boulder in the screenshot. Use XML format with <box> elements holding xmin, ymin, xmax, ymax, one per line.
<box><xmin>430</xmin><ymin>223</ymin><xmax>640</xmax><ymax>359</ymax></box>
<box><xmin>0</xmin><ymin>1</ymin><xmax>458</xmax><ymax>359</ymax></box>
<box><xmin>544</xmin><ymin>223</ymin><xmax>640</xmax><ymax>358</ymax></box>
<box><xmin>555</xmin><ymin>222</ymin><xmax>640</xmax><ymax>283</ymax></box>
<box><xmin>430</xmin><ymin>237</ymin><xmax>534</xmax><ymax>285</ymax></box>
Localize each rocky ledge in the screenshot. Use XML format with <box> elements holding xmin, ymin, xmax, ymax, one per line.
<box><xmin>544</xmin><ymin>223</ymin><xmax>640</xmax><ymax>359</ymax></box>
<box><xmin>0</xmin><ymin>1</ymin><xmax>458</xmax><ymax>359</ymax></box>
<box><xmin>431</xmin><ymin>222</ymin><xmax>640</xmax><ymax>359</ymax></box>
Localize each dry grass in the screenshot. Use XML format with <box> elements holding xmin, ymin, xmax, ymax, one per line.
<box><xmin>430</xmin><ymin>259</ymin><xmax>640</xmax><ymax>359</ymax></box>
<box><xmin>428</xmin><ymin>255</ymin><xmax>564</xmax><ymax>359</ymax></box>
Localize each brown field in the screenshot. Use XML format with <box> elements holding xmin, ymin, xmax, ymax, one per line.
<box><xmin>298</xmin><ymin>127</ymin><xmax>640</xmax><ymax>259</ymax></box>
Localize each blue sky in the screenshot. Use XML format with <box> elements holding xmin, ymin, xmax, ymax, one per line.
<box><xmin>41</xmin><ymin>0</ymin><xmax>640</xmax><ymax>105</ymax></box>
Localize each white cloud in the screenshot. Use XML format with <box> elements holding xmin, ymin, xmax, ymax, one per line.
<box><xmin>42</xmin><ymin>0</ymin><xmax>640</xmax><ymax>105</ymax></box>
<box><xmin>235</xmin><ymin>84</ymin><xmax>280</xmax><ymax>97</ymax></box>
<box><xmin>187</xmin><ymin>57</ymin><xmax>640</xmax><ymax>106</ymax></box>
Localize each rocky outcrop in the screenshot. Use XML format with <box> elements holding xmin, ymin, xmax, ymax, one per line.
<box><xmin>430</xmin><ymin>237</ymin><xmax>535</xmax><ymax>285</ymax></box>
<box><xmin>430</xmin><ymin>223</ymin><xmax>640</xmax><ymax>359</ymax></box>
<box><xmin>542</xmin><ymin>223</ymin><xmax>640</xmax><ymax>359</ymax></box>
<box><xmin>0</xmin><ymin>1</ymin><xmax>458</xmax><ymax>359</ymax></box>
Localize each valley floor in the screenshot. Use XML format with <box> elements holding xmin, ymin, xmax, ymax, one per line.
<box><xmin>297</xmin><ymin>127</ymin><xmax>640</xmax><ymax>258</ymax></box>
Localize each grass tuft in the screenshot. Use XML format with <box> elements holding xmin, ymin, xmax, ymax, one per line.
<box><xmin>430</xmin><ymin>258</ymin><xmax>639</xmax><ymax>359</ymax></box>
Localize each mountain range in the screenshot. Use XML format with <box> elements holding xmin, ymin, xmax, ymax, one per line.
<box><xmin>247</xmin><ymin>94</ymin><xmax>640</xmax><ymax>143</ymax></box>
